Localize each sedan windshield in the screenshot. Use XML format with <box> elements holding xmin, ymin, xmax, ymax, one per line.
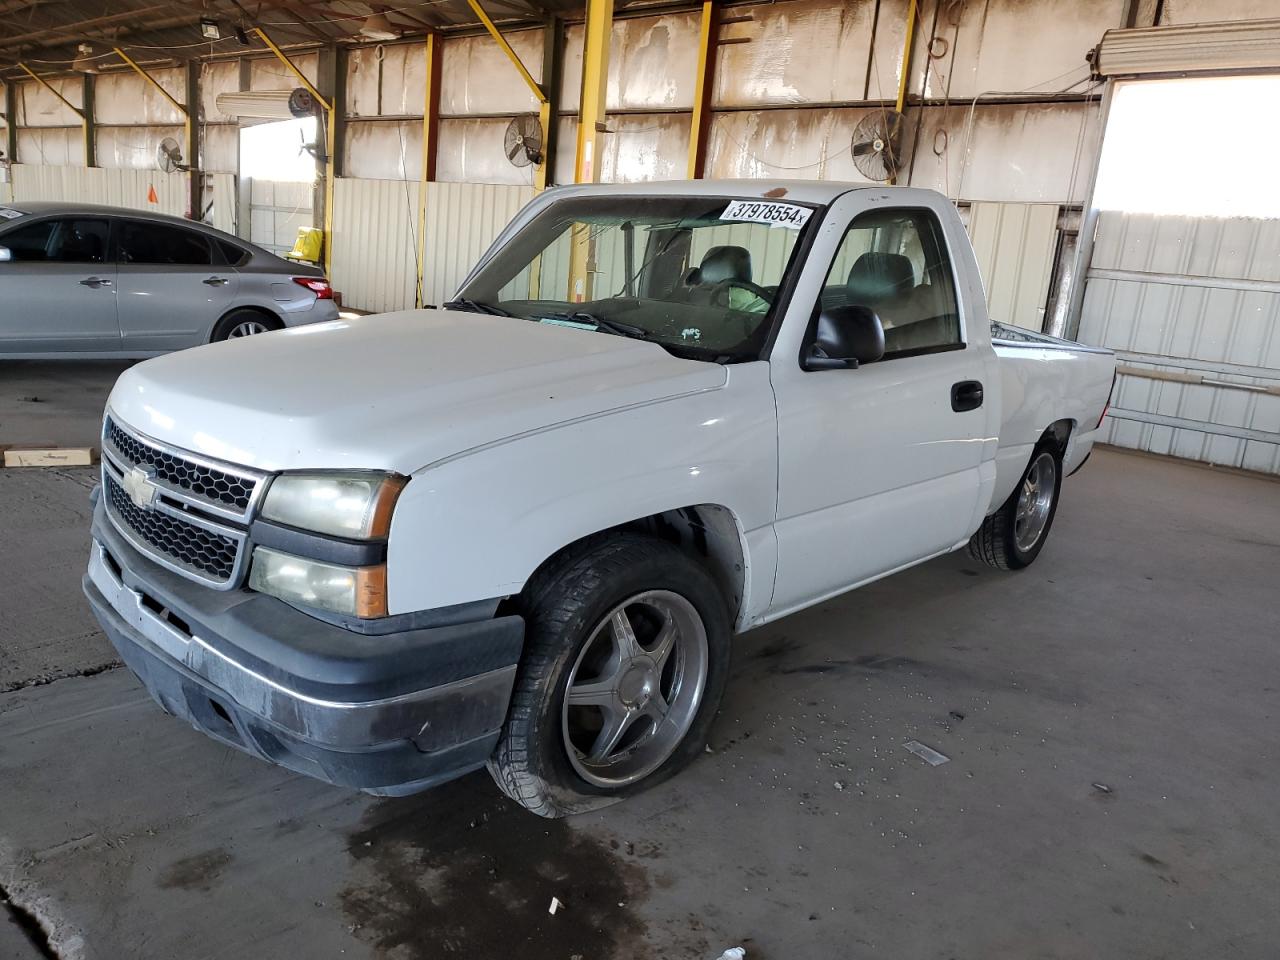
<box><xmin>450</xmin><ymin>195</ymin><xmax>818</xmax><ymax>362</ymax></box>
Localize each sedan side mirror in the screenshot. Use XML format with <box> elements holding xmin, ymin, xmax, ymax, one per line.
<box><xmin>803</xmin><ymin>304</ymin><xmax>885</xmax><ymax>370</ymax></box>
<box><xmin>0</xmin><ymin>246</ymin><xmax>11</xmax><ymax>262</ymax></box>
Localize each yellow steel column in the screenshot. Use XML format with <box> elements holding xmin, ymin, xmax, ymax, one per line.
<box><xmin>569</xmin><ymin>0</ymin><xmax>613</xmax><ymax>301</ymax></box>
<box><xmin>253</xmin><ymin>27</ymin><xmax>336</xmax><ymax>275</ymax></box>
<box><xmin>416</xmin><ymin>32</ymin><xmax>441</xmax><ymax>308</ymax></box>
<box><xmin>686</xmin><ymin>0</ymin><xmax>716</xmax><ymax>179</ymax></box>
<box><xmin>889</xmin><ymin>0</ymin><xmax>918</xmax><ymax>185</ymax></box>
<box><xmin>573</xmin><ymin>0</ymin><xmax>612</xmax><ymax>184</ymax></box>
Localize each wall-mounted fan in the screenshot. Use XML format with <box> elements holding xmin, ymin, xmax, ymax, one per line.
<box><xmin>504</xmin><ymin>114</ymin><xmax>544</xmax><ymax>168</ymax></box>
<box><xmin>850</xmin><ymin>110</ymin><xmax>904</xmax><ymax>182</ymax></box>
<box><xmin>156</xmin><ymin>137</ymin><xmax>189</xmax><ymax>173</ymax></box>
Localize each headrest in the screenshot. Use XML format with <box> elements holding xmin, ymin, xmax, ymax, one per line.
<box><xmin>847</xmin><ymin>252</ymin><xmax>914</xmax><ymax>304</ymax></box>
<box><xmin>698</xmin><ymin>245</ymin><xmax>753</xmax><ymax>284</ymax></box>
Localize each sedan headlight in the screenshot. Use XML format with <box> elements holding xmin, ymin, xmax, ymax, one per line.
<box><xmin>249</xmin><ymin>547</ymin><xmax>387</xmax><ymax>618</ymax></box>
<box><xmin>260</xmin><ymin>471</ymin><xmax>405</xmax><ymax>539</ymax></box>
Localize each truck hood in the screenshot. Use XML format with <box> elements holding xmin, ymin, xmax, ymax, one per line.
<box><xmin>107</xmin><ymin>309</ymin><xmax>727</xmax><ymax>474</ymax></box>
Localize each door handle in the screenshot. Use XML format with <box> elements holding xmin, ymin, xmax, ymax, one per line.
<box><xmin>203</xmin><ymin>276</ymin><xmax>230</xmax><ymax>286</ymax></box>
<box><xmin>79</xmin><ymin>277</ymin><xmax>112</xmax><ymax>288</ymax></box>
<box><xmin>951</xmin><ymin>380</ymin><xmax>984</xmax><ymax>412</ymax></box>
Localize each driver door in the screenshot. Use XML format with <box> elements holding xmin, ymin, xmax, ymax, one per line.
<box><xmin>767</xmin><ymin>192</ymin><xmax>996</xmax><ymax>617</ymax></box>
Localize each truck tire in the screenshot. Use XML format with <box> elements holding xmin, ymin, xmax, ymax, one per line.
<box><xmin>488</xmin><ymin>533</ymin><xmax>731</xmax><ymax>818</ymax></box>
<box><xmin>211</xmin><ymin>309</ymin><xmax>282</xmax><ymax>341</ymax></box>
<box><xmin>967</xmin><ymin>442</ymin><xmax>1062</xmax><ymax>570</ymax></box>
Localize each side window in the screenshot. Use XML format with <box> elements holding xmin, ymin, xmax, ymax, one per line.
<box><xmin>217</xmin><ymin>240</ymin><xmax>249</xmax><ymax>267</ymax></box>
<box><xmin>3</xmin><ymin>219</ymin><xmax>109</xmax><ymax>264</ymax></box>
<box><xmin>821</xmin><ymin>208</ymin><xmax>961</xmax><ymax>358</ymax></box>
<box><xmin>119</xmin><ymin>221</ymin><xmax>214</xmax><ymax>266</ymax></box>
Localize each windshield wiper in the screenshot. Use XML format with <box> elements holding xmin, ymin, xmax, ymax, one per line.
<box><xmin>542</xmin><ymin>311</ymin><xmax>654</xmax><ymax>341</ymax></box>
<box><xmin>442</xmin><ymin>297</ymin><xmax>511</xmax><ymax>316</ymax></box>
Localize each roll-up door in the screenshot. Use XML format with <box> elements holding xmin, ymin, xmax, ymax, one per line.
<box><xmin>1093</xmin><ymin>19</ymin><xmax>1280</xmax><ymax>77</ymax></box>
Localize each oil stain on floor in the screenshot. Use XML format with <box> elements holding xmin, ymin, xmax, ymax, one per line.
<box><xmin>342</xmin><ymin>772</ymin><xmax>649</xmax><ymax>960</ymax></box>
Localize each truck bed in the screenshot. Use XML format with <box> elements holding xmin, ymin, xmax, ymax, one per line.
<box><xmin>989</xmin><ymin>322</ymin><xmax>1115</xmax><ymax>511</ymax></box>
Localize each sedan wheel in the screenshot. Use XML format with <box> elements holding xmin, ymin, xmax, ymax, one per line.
<box><xmin>228</xmin><ymin>319</ymin><xmax>269</xmax><ymax>338</ymax></box>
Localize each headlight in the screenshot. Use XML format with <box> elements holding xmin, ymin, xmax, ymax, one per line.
<box><xmin>249</xmin><ymin>547</ymin><xmax>387</xmax><ymax>618</ymax></box>
<box><xmin>260</xmin><ymin>471</ymin><xmax>405</xmax><ymax>539</ymax></box>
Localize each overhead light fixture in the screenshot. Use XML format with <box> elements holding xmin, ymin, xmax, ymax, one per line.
<box><xmin>235</xmin><ymin>23</ymin><xmax>250</xmax><ymax>45</ymax></box>
<box><xmin>200</xmin><ymin>17</ymin><xmax>221</xmax><ymax>40</ymax></box>
<box><xmin>72</xmin><ymin>43</ymin><xmax>100</xmax><ymax>74</ymax></box>
<box><xmin>359</xmin><ymin>12</ymin><xmax>398</xmax><ymax>41</ymax></box>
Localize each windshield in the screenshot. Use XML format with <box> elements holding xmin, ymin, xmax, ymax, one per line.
<box><xmin>451</xmin><ymin>195</ymin><xmax>818</xmax><ymax>362</ymax></box>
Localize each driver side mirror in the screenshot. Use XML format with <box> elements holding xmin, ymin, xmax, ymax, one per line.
<box><xmin>0</xmin><ymin>246</ymin><xmax>11</xmax><ymax>263</ymax></box>
<box><xmin>803</xmin><ymin>304</ymin><xmax>885</xmax><ymax>371</ymax></box>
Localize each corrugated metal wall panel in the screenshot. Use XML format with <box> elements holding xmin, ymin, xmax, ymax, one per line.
<box><xmin>10</xmin><ymin>164</ymin><xmax>187</xmax><ymax>216</ymax></box>
<box><xmin>422</xmin><ymin>181</ymin><xmax>535</xmax><ymax>306</ymax></box>
<box><xmin>968</xmin><ymin>202</ymin><xmax>1059</xmax><ymax>330</ymax></box>
<box><xmin>247</xmin><ymin>179</ymin><xmax>313</xmax><ymax>256</ymax></box>
<box><xmin>331</xmin><ymin>177</ymin><xmax>422</xmax><ymax>314</ymax></box>
<box><xmin>210</xmin><ymin>173</ymin><xmax>237</xmax><ymax>235</ymax></box>
<box><xmin>1079</xmin><ymin>211</ymin><xmax>1280</xmax><ymax>474</ymax></box>
<box><xmin>0</xmin><ymin>181</ymin><xmax>11</xmax><ymax>205</ymax></box>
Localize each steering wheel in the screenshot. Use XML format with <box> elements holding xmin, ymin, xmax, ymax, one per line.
<box><xmin>709</xmin><ymin>279</ymin><xmax>775</xmax><ymax>309</ymax></box>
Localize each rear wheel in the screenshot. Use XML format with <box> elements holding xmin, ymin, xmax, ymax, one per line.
<box><xmin>212</xmin><ymin>309</ymin><xmax>282</xmax><ymax>342</ymax></box>
<box><xmin>968</xmin><ymin>442</ymin><xmax>1062</xmax><ymax>570</ymax></box>
<box><xmin>488</xmin><ymin>533</ymin><xmax>731</xmax><ymax>818</ymax></box>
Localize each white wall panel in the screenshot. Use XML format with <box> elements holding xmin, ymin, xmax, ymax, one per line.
<box><xmin>15</xmin><ymin>78</ymin><xmax>81</xmax><ymax>126</ymax></box>
<box><xmin>16</xmin><ymin>127</ymin><xmax>81</xmax><ymax>166</ymax></box>
<box><xmin>441</xmin><ymin>31</ymin><xmax>543</xmax><ymax>117</ymax></box>
<box><xmin>94</xmin><ymin>68</ymin><xmax>185</xmax><ymax>125</ymax></box>
<box><xmin>201</xmin><ymin>61</ymin><xmax>241</xmax><ymax>122</ymax></box>
<box><xmin>344</xmin><ymin>120</ymin><xmax>422</xmax><ymax>180</ymax></box>
<box><xmin>331</xmin><ymin>177</ymin><xmax>422</xmax><ymax>313</ymax></box>
<box><xmin>968</xmin><ymin>202</ymin><xmax>1059</xmax><ymax>330</ymax></box>
<box><xmin>250</xmin><ymin>53</ymin><xmax>317</xmax><ymax>92</ymax></box>
<box><xmin>11</xmin><ymin>164</ymin><xmax>187</xmax><ymax>216</ymax></box>
<box><xmin>347</xmin><ymin>43</ymin><xmax>428</xmax><ymax>118</ymax></box>
<box><xmin>96</xmin><ymin>124</ymin><xmax>185</xmax><ymax>170</ymax></box>
<box><xmin>705</xmin><ymin>108</ymin><xmax>870</xmax><ymax>182</ymax></box>
<box><xmin>599</xmin><ymin>113</ymin><xmax>691</xmax><ymax>182</ymax></box>
<box><xmin>422</xmin><ymin>181</ymin><xmax>534</xmax><ymax>306</ymax></box>
<box><xmin>1080</xmin><ymin>211</ymin><xmax>1280</xmax><ymax>473</ymax></box>
<box><xmin>563</xmin><ymin>13</ymin><xmax>701</xmax><ymax>112</ymax></box>
<box><xmin>201</xmin><ymin>124</ymin><xmax>238</xmax><ymax>175</ymax></box>
<box><xmin>437</xmin><ymin>118</ymin><xmax>539</xmax><ymax>185</ymax></box>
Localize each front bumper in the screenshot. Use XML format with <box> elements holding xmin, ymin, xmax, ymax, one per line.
<box><xmin>83</xmin><ymin>495</ymin><xmax>524</xmax><ymax>795</ymax></box>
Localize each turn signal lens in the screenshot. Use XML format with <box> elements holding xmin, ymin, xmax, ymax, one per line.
<box><xmin>249</xmin><ymin>547</ymin><xmax>388</xmax><ymax>618</ymax></box>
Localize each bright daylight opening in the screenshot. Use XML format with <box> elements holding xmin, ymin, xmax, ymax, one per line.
<box><xmin>237</xmin><ymin>116</ymin><xmax>317</xmax><ymax>183</ymax></box>
<box><xmin>1093</xmin><ymin>75</ymin><xmax>1280</xmax><ymax>218</ymax></box>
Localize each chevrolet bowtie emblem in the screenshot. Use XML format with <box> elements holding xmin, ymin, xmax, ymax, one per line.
<box><xmin>122</xmin><ymin>465</ymin><xmax>159</xmax><ymax>510</ymax></box>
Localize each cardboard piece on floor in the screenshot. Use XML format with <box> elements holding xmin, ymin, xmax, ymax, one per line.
<box><xmin>3</xmin><ymin>447</ymin><xmax>97</xmax><ymax>467</ymax></box>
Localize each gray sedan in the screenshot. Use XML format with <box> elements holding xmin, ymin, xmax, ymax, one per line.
<box><xmin>0</xmin><ymin>202</ymin><xmax>340</xmax><ymax>358</ymax></box>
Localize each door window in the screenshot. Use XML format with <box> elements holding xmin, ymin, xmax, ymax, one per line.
<box><xmin>1</xmin><ymin>218</ymin><xmax>109</xmax><ymax>263</ymax></box>
<box><xmin>119</xmin><ymin>221</ymin><xmax>215</xmax><ymax>266</ymax></box>
<box><xmin>821</xmin><ymin>208</ymin><xmax>961</xmax><ymax>358</ymax></box>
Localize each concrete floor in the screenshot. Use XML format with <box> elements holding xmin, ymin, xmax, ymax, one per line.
<box><xmin>0</xmin><ymin>361</ymin><xmax>132</xmax><ymax>450</ymax></box>
<box><xmin>2</xmin><ymin>440</ymin><xmax>1279</xmax><ymax>959</ymax></box>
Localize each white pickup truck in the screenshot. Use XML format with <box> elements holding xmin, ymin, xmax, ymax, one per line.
<box><xmin>84</xmin><ymin>180</ymin><xmax>1115</xmax><ymax>817</ymax></box>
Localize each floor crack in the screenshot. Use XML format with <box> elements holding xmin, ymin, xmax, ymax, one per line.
<box><xmin>1</xmin><ymin>661</ymin><xmax>123</xmax><ymax>695</ymax></box>
<box><xmin>1</xmin><ymin>883</ymin><xmax>59</xmax><ymax>959</ymax></box>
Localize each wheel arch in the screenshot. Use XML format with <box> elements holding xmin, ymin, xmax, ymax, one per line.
<box><xmin>209</xmin><ymin>304</ymin><xmax>282</xmax><ymax>342</ymax></box>
<box><xmin>502</xmin><ymin>503</ymin><xmax>750</xmax><ymax>631</ymax></box>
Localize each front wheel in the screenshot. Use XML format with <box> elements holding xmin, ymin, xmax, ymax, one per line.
<box><xmin>968</xmin><ymin>443</ymin><xmax>1062</xmax><ymax>570</ymax></box>
<box><xmin>488</xmin><ymin>533</ymin><xmax>731</xmax><ymax>818</ymax></box>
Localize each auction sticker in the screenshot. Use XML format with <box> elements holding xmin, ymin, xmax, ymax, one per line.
<box><xmin>0</xmin><ymin>208</ymin><xmax>23</xmax><ymax>220</ymax></box>
<box><xmin>721</xmin><ymin>200</ymin><xmax>812</xmax><ymax>229</ymax></box>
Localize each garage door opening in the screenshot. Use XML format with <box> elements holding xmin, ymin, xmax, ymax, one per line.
<box><xmin>1093</xmin><ymin>75</ymin><xmax>1280</xmax><ymax>217</ymax></box>
<box><xmin>1078</xmin><ymin>72</ymin><xmax>1280</xmax><ymax>474</ymax></box>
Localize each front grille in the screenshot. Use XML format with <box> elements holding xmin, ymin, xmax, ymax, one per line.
<box><xmin>105</xmin><ymin>417</ymin><xmax>256</xmax><ymax>511</ymax></box>
<box><xmin>104</xmin><ymin>473</ymin><xmax>239</xmax><ymax>583</ymax></box>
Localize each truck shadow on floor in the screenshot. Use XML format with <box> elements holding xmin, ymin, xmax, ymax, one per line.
<box><xmin>342</xmin><ymin>772</ymin><xmax>649</xmax><ymax>960</ymax></box>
